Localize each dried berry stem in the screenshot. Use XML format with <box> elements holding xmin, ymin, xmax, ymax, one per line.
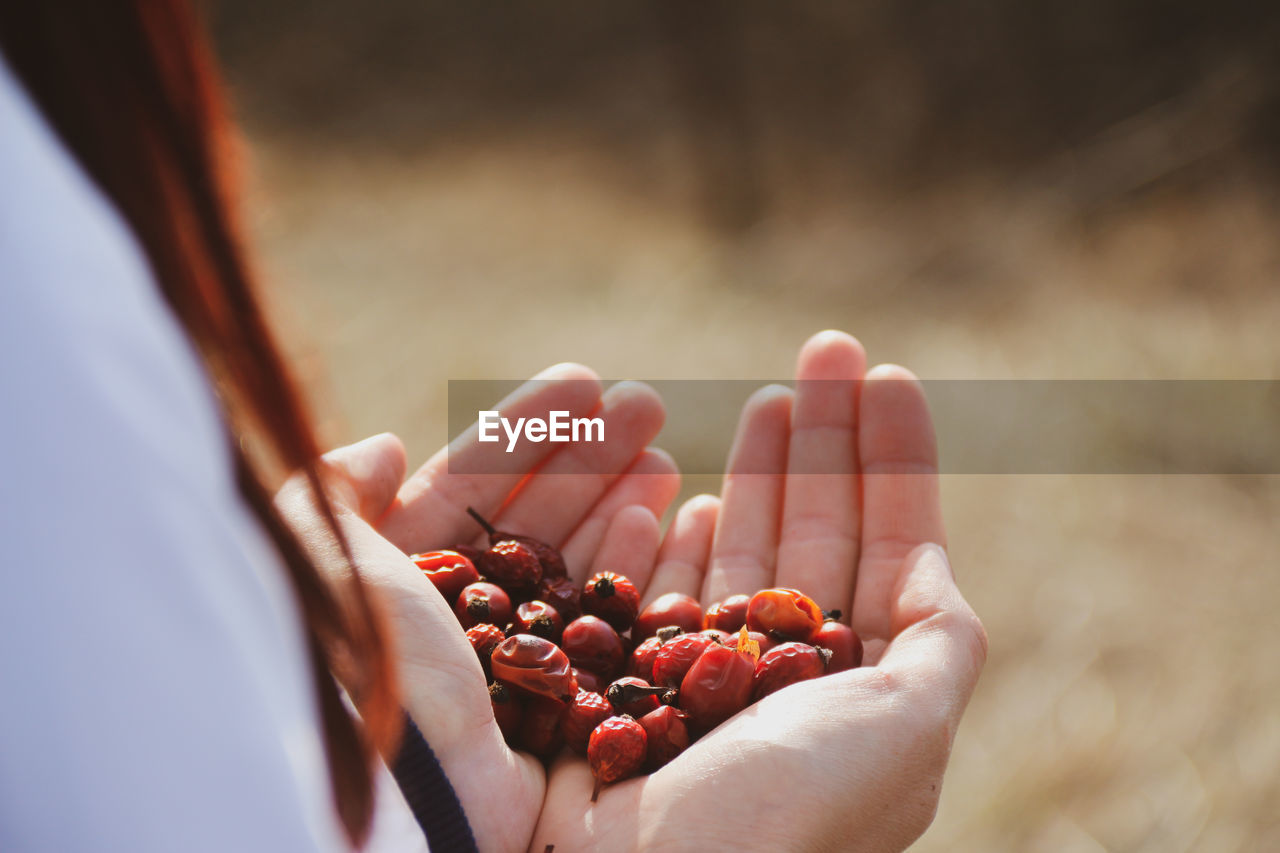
<box><xmin>466</xmin><ymin>506</ymin><xmax>498</xmax><ymax>537</ymax></box>
<box><xmin>591</xmin><ymin>776</ymin><xmax>603</xmax><ymax>803</ymax></box>
<box><xmin>607</xmin><ymin>681</ymin><xmax>678</xmax><ymax>707</ymax></box>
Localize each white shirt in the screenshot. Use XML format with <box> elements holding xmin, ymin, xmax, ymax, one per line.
<box><xmin>0</xmin><ymin>58</ymin><xmax>425</xmax><ymax>852</ymax></box>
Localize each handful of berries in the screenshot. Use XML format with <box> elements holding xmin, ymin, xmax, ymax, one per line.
<box><xmin>410</xmin><ymin>508</ymin><xmax>864</xmax><ymax>800</ymax></box>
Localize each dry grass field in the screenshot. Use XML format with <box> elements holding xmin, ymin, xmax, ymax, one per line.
<box><xmin>216</xmin><ymin>5</ymin><xmax>1280</xmax><ymax>849</ymax></box>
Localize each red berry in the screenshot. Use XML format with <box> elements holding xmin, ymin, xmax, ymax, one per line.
<box><xmin>511</xmin><ymin>600</ymin><xmax>565</xmax><ymax>643</ymax></box>
<box><xmin>724</xmin><ymin>629</ymin><xmax>778</xmax><ymax>655</ymax></box>
<box><xmin>679</xmin><ymin>644</ymin><xmax>755</xmax><ymax>730</ymax></box>
<box><xmin>489</xmin><ymin>681</ymin><xmax>522</xmax><ymax>742</ymax></box>
<box><xmin>537</xmin><ymin>575</ymin><xmax>582</xmax><ymax>622</ymax></box>
<box><xmin>627</xmin><ymin>636</ymin><xmax>664</xmax><ymax>682</ymax></box>
<box><xmin>411</xmin><ymin>550</ymin><xmax>480</xmax><ymax>603</ymax></box>
<box><xmin>700</xmin><ymin>628</ymin><xmax>732</xmax><ymax>644</ymax></box>
<box><xmin>752</xmin><ymin>642</ymin><xmax>830</xmax><ymax>701</ymax></box>
<box><xmin>484</xmin><ymin>540</ymin><xmax>543</xmax><ymax>594</ymax></box>
<box><xmin>562</xmin><ymin>690</ymin><xmax>613</xmax><ymax>754</ymax></box>
<box><xmin>465</xmin><ymin>506</ymin><xmax>568</xmax><ymax>579</ymax></box>
<box><xmin>519</xmin><ymin>696</ymin><xmax>566</xmax><ymax>760</ymax></box>
<box><xmin>811</xmin><ymin>620</ymin><xmax>863</xmax><ymax>672</ymax></box>
<box><xmin>561</xmin><ymin>616</ymin><xmax>625</xmax><ymax>680</ymax></box>
<box><xmin>572</xmin><ymin>666</ymin><xmax>604</xmax><ymax>695</ymax></box>
<box><xmin>633</xmin><ymin>593</ymin><xmax>704</xmax><ymax>640</ymax></box>
<box><xmin>466</xmin><ymin>623</ymin><xmax>506</xmax><ymax>672</ymax></box>
<box><xmin>652</xmin><ymin>632</ymin><xmax>719</xmax><ymax>688</ymax></box>
<box><xmin>490</xmin><ymin>634</ymin><xmax>577</xmax><ymax>702</ymax></box>
<box><xmin>588</xmin><ymin>716</ymin><xmax>647</xmax><ymax>798</ymax></box>
<box><xmin>455</xmin><ymin>581</ymin><xmax>513</xmax><ymax>629</ymax></box>
<box><xmin>746</xmin><ymin>588</ymin><xmax>824</xmax><ymax>642</ymax></box>
<box><xmin>605</xmin><ymin>676</ymin><xmax>669</xmax><ymax>718</ymax></box>
<box><xmin>637</xmin><ymin>705</ymin><xmax>690</xmax><ymax>770</ymax></box>
<box><xmin>581</xmin><ymin>571</ymin><xmax>641</xmax><ymax>632</ymax></box>
<box><xmin>704</xmin><ymin>594</ymin><xmax>751</xmax><ymax>633</ymax></box>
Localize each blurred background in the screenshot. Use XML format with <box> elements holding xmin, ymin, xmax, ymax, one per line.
<box><xmin>210</xmin><ymin>2</ymin><xmax>1279</xmax><ymax>850</ymax></box>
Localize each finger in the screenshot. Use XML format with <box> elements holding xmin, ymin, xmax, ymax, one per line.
<box><xmin>484</xmin><ymin>381</ymin><xmax>666</xmax><ymax>546</ymax></box>
<box><xmin>702</xmin><ymin>385</ymin><xmax>792</xmax><ymax>606</ymax></box>
<box><xmin>584</xmin><ymin>505</ymin><xmax>664</xmax><ymax>593</ymax></box>
<box><xmin>316</xmin><ymin>432</ymin><xmax>409</xmax><ymax>522</ymax></box>
<box><xmin>876</xmin><ymin>544</ymin><xmax>987</xmax><ymax>719</ymax></box>
<box><xmin>558</xmin><ymin>448</ymin><xmax>681</xmax><ymax>584</ymax></box>
<box><xmin>377</xmin><ymin>363</ymin><xmax>602</xmax><ymax>552</ymax></box>
<box><xmin>852</xmin><ymin>365</ymin><xmax>944</xmax><ymax>641</ymax></box>
<box><xmin>775</xmin><ymin>331</ymin><xmax>866</xmax><ymax>613</ymax></box>
<box><xmin>642</xmin><ymin>494</ymin><xmax>720</xmax><ymax>606</ymax></box>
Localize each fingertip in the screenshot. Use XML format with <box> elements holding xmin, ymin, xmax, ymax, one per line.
<box><xmin>797</xmin><ymin>330</ymin><xmax>867</xmax><ymax>380</ymax></box>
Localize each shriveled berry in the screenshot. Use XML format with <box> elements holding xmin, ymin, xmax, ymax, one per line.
<box><xmin>572</xmin><ymin>666</ymin><xmax>604</xmax><ymax>695</ymax></box>
<box><xmin>484</xmin><ymin>540</ymin><xmax>543</xmax><ymax>594</ymax></box>
<box><xmin>455</xmin><ymin>581</ymin><xmax>512</xmax><ymax>629</ymax></box>
<box><xmin>588</xmin><ymin>715</ymin><xmax>647</xmax><ymax>799</ymax></box>
<box><xmin>537</xmin><ymin>575</ymin><xmax>582</xmax><ymax>622</ymax></box>
<box><xmin>519</xmin><ymin>696</ymin><xmax>566</xmax><ymax>760</ymax></box>
<box><xmin>411</xmin><ymin>550</ymin><xmax>480</xmax><ymax>603</ymax></box>
<box><xmin>489</xmin><ymin>681</ymin><xmax>522</xmax><ymax>742</ymax></box>
<box><xmin>752</xmin><ymin>642</ymin><xmax>831</xmax><ymax>701</ymax></box>
<box><xmin>811</xmin><ymin>620</ymin><xmax>864</xmax><ymax>673</ymax></box>
<box><xmin>511</xmin><ymin>600</ymin><xmax>564</xmax><ymax>643</ymax></box>
<box><xmin>562</xmin><ymin>690</ymin><xmax>613</xmax><ymax>754</ymax></box>
<box><xmin>746</xmin><ymin>587</ymin><xmax>824</xmax><ymax>642</ymax></box>
<box><xmin>465</xmin><ymin>507</ymin><xmax>569</xmax><ymax>579</ymax></box>
<box><xmin>491</xmin><ymin>634</ymin><xmax>577</xmax><ymax>702</ymax></box>
<box><xmin>679</xmin><ymin>644</ymin><xmax>755</xmax><ymax>730</ymax></box>
<box><xmin>638</xmin><ymin>705</ymin><xmax>690</xmax><ymax>770</ymax></box>
<box><xmin>581</xmin><ymin>571</ymin><xmax>641</xmax><ymax>632</ymax></box>
<box><xmin>466</xmin><ymin>623</ymin><xmax>506</xmax><ymax>672</ymax></box>
<box><xmin>605</xmin><ymin>677</ymin><xmax>672</xmax><ymax>717</ymax></box>
<box><xmin>627</xmin><ymin>636</ymin><xmax>664</xmax><ymax>682</ymax></box>
<box><xmin>704</xmin><ymin>594</ymin><xmax>751</xmax><ymax>633</ymax></box>
<box><xmin>561</xmin><ymin>616</ymin><xmax>625</xmax><ymax>680</ymax></box>
<box><xmin>724</xmin><ymin>629</ymin><xmax>778</xmax><ymax>655</ymax></box>
<box><xmin>633</xmin><ymin>593</ymin><xmax>704</xmax><ymax>640</ymax></box>
<box><xmin>652</xmin><ymin>632</ymin><xmax>719</xmax><ymax>688</ymax></box>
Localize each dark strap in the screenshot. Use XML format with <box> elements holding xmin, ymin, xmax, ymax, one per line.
<box><xmin>390</xmin><ymin>712</ymin><xmax>479</xmax><ymax>852</ymax></box>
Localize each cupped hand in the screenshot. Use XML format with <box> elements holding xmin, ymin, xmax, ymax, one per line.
<box><xmin>531</xmin><ymin>331</ymin><xmax>988</xmax><ymax>852</ymax></box>
<box><xmin>277</xmin><ymin>365</ymin><xmax>684</xmax><ymax>853</ymax></box>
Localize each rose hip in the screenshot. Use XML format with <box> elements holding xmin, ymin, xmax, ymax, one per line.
<box><xmin>701</xmin><ymin>628</ymin><xmax>732</xmax><ymax>644</ymax></box>
<box><xmin>588</xmin><ymin>715</ymin><xmax>647</xmax><ymax>800</ymax></box>
<box><xmin>811</xmin><ymin>620</ymin><xmax>863</xmax><ymax>672</ymax></box>
<box><xmin>627</xmin><ymin>636</ymin><xmax>664</xmax><ymax>682</ymax></box>
<box><xmin>465</xmin><ymin>507</ymin><xmax>569</xmax><ymax>579</ymax></box>
<box><xmin>637</xmin><ymin>705</ymin><xmax>690</xmax><ymax>770</ymax></box>
<box><xmin>537</xmin><ymin>575</ymin><xmax>582</xmax><ymax>622</ymax></box>
<box><xmin>519</xmin><ymin>696</ymin><xmax>566</xmax><ymax>760</ymax></box>
<box><xmin>484</xmin><ymin>539</ymin><xmax>543</xmax><ymax>593</ymax></box>
<box><xmin>489</xmin><ymin>681</ymin><xmax>522</xmax><ymax>742</ymax></box>
<box><xmin>562</xmin><ymin>690</ymin><xmax>613</xmax><ymax>754</ymax></box>
<box><xmin>490</xmin><ymin>634</ymin><xmax>577</xmax><ymax>702</ymax></box>
<box><xmin>652</xmin><ymin>632</ymin><xmax>719</xmax><ymax>688</ymax></box>
<box><xmin>605</xmin><ymin>677</ymin><xmax>670</xmax><ymax>718</ymax></box>
<box><xmin>746</xmin><ymin>587</ymin><xmax>824</xmax><ymax>642</ymax></box>
<box><xmin>751</xmin><ymin>642</ymin><xmax>831</xmax><ymax>701</ymax></box>
<box><xmin>466</xmin><ymin>623</ymin><xmax>506</xmax><ymax>672</ymax></box>
<box><xmin>411</xmin><ymin>550</ymin><xmax>480</xmax><ymax>603</ymax></box>
<box><xmin>581</xmin><ymin>571</ymin><xmax>641</xmax><ymax>632</ymax></box>
<box><xmin>572</xmin><ymin>666</ymin><xmax>604</xmax><ymax>695</ymax></box>
<box><xmin>455</xmin><ymin>581</ymin><xmax>512</xmax><ymax>629</ymax></box>
<box><xmin>633</xmin><ymin>593</ymin><xmax>704</xmax><ymax>640</ymax></box>
<box><xmin>561</xmin><ymin>616</ymin><xmax>625</xmax><ymax>680</ymax></box>
<box><xmin>679</xmin><ymin>644</ymin><xmax>756</xmax><ymax>730</ymax></box>
<box><xmin>511</xmin><ymin>600</ymin><xmax>564</xmax><ymax>643</ymax></box>
<box><xmin>704</xmin><ymin>594</ymin><xmax>751</xmax><ymax>633</ymax></box>
<box><xmin>724</xmin><ymin>629</ymin><xmax>778</xmax><ymax>655</ymax></box>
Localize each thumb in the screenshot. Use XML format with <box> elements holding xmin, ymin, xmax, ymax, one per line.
<box><xmin>877</xmin><ymin>544</ymin><xmax>988</xmax><ymax>718</ymax></box>
<box><xmin>319</xmin><ymin>433</ymin><xmax>408</xmax><ymax>522</ymax></box>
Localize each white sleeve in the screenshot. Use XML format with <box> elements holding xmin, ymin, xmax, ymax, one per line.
<box><xmin>0</xmin><ymin>59</ymin><xmax>425</xmax><ymax>852</ymax></box>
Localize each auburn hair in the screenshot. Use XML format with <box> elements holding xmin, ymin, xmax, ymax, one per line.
<box><xmin>0</xmin><ymin>2</ymin><xmax>399</xmax><ymax>846</ymax></box>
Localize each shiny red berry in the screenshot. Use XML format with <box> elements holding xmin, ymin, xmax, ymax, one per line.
<box><xmin>489</xmin><ymin>681</ymin><xmax>522</xmax><ymax>742</ymax></box>
<box><xmin>511</xmin><ymin>600</ymin><xmax>565</xmax><ymax>643</ymax></box>
<box><xmin>572</xmin><ymin>666</ymin><xmax>604</xmax><ymax>695</ymax></box>
<box><xmin>561</xmin><ymin>616</ymin><xmax>625</xmax><ymax>680</ymax></box>
<box><xmin>465</xmin><ymin>507</ymin><xmax>568</xmax><ymax>579</ymax></box>
<box><xmin>562</xmin><ymin>690</ymin><xmax>613</xmax><ymax>755</ymax></box>
<box><xmin>652</xmin><ymin>632</ymin><xmax>719</xmax><ymax>688</ymax></box>
<box><xmin>466</xmin><ymin>623</ymin><xmax>506</xmax><ymax>672</ymax></box>
<box><xmin>811</xmin><ymin>620</ymin><xmax>863</xmax><ymax>673</ymax></box>
<box><xmin>519</xmin><ymin>696</ymin><xmax>567</xmax><ymax>760</ymax></box>
<box><xmin>704</xmin><ymin>594</ymin><xmax>751</xmax><ymax>633</ymax></box>
<box><xmin>537</xmin><ymin>575</ymin><xmax>582</xmax><ymax>622</ymax></box>
<box><xmin>455</xmin><ymin>581</ymin><xmax>512</xmax><ymax>629</ymax></box>
<box><xmin>638</xmin><ymin>705</ymin><xmax>690</xmax><ymax>770</ymax></box>
<box><xmin>411</xmin><ymin>550</ymin><xmax>480</xmax><ymax>603</ymax></box>
<box><xmin>627</xmin><ymin>636</ymin><xmax>664</xmax><ymax>683</ymax></box>
<box><xmin>588</xmin><ymin>715</ymin><xmax>647</xmax><ymax>799</ymax></box>
<box><xmin>724</xmin><ymin>629</ymin><xmax>778</xmax><ymax>655</ymax></box>
<box><xmin>484</xmin><ymin>540</ymin><xmax>543</xmax><ymax>594</ymax></box>
<box><xmin>746</xmin><ymin>587</ymin><xmax>824</xmax><ymax>642</ymax></box>
<box><xmin>633</xmin><ymin>593</ymin><xmax>705</xmax><ymax>641</ymax></box>
<box><xmin>605</xmin><ymin>677</ymin><xmax>672</xmax><ymax>718</ymax></box>
<box><xmin>752</xmin><ymin>642</ymin><xmax>831</xmax><ymax>701</ymax></box>
<box><xmin>679</xmin><ymin>644</ymin><xmax>756</xmax><ymax>731</ymax></box>
<box><xmin>701</xmin><ymin>628</ymin><xmax>732</xmax><ymax>644</ymax></box>
<box><xmin>581</xmin><ymin>571</ymin><xmax>641</xmax><ymax>632</ymax></box>
<box><xmin>490</xmin><ymin>634</ymin><xmax>577</xmax><ymax>702</ymax></box>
